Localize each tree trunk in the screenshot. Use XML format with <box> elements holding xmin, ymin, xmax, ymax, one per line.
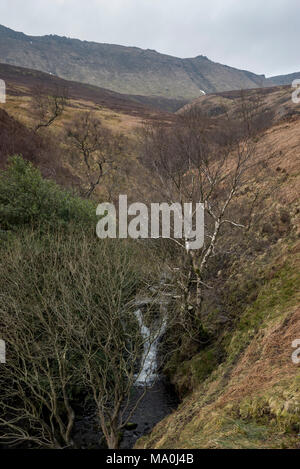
<box><xmin>106</xmin><ymin>430</ymin><xmax>120</xmax><ymax>449</ymax></box>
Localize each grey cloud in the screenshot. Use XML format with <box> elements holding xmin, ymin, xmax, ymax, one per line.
<box><xmin>0</xmin><ymin>0</ymin><xmax>299</xmax><ymax>77</ymax></box>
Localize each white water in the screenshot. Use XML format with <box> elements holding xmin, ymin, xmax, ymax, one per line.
<box><xmin>134</xmin><ymin>309</ymin><xmax>167</xmax><ymax>386</ymax></box>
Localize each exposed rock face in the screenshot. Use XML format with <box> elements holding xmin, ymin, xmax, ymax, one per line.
<box><xmin>0</xmin><ymin>24</ymin><xmax>269</xmax><ymax>100</ymax></box>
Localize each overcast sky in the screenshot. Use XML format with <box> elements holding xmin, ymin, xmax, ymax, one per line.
<box><xmin>0</xmin><ymin>0</ymin><xmax>299</xmax><ymax>77</ymax></box>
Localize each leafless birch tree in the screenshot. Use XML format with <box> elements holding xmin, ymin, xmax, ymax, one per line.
<box><xmin>139</xmin><ymin>105</ymin><xmax>266</xmax><ymax>316</ymax></box>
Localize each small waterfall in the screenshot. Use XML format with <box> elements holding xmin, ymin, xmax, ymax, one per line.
<box><xmin>134</xmin><ymin>309</ymin><xmax>167</xmax><ymax>386</ymax></box>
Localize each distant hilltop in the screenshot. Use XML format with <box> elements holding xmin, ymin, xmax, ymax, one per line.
<box><xmin>0</xmin><ymin>24</ymin><xmax>272</xmax><ymax>100</ymax></box>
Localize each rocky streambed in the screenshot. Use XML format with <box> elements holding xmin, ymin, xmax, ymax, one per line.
<box><xmin>74</xmin><ymin>278</ymin><xmax>179</xmax><ymax>449</ymax></box>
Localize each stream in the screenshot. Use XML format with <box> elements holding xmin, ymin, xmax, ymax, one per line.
<box><xmin>121</xmin><ymin>297</ymin><xmax>177</xmax><ymax>448</ymax></box>
<box><xmin>74</xmin><ymin>281</ymin><xmax>179</xmax><ymax>449</ymax></box>
<box><xmin>120</xmin><ymin>377</ymin><xmax>178</xmax><ymax>449</ymax></box>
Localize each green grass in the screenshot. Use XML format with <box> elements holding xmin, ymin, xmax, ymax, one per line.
<box><xmin>139</xmin><ymin>242</ymin><xmax>300</xmax><ymax>449</ymax></box>
<box><xmin>226</xmin><ymin>261</ymin><xmax>300</xmax><ymax>363</ymax></box>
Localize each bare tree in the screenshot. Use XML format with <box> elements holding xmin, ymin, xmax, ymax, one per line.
<box><xmin>0</xmin><ymin>231</ymin><xmax>168</xmax><ymax>450</ymax></box>
<box><xmin>236</xmin><ymin>89</ymin><xmax>274</xmax><ymax>137</ymax></box>
<box><xmin>32</xmin><ymin>84</ymin><xmax>68</xmax><ymax>133</ymax></box>
<box><xmin>138</xmin><ymin>105</ymin><xmax>267</xmax><ymax>316</ymax></box>
<box><xmin>67</xmin><ymin>112</ymin><xmax>126</xmax><ymax>198</ymax></box>
<box><xmin>0</xmin><ymin>295</ymin><xmax>77</xmax><ymax>448</ymax></box>
<box><xmin>66</xmin><ymin>240</ymin><xmax>169</xmax><ymax>449</ymax></box>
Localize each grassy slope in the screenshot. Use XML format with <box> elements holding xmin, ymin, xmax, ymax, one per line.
<box><xmin>2</xmin><ymin>67</ymin><xmax>300</xmax><ymax>448</ymax></box>
<box><xmin>137</xmin><ymin>258</ymin><xmax>300</xmax><ymax>448</ymax></box>
<box><xmin>0</xmin><ymin>63</ymin><xmax>177</xmax><ymax>117</ymax></box>
<box><xmin>0</xmin><ymin>65</ymin><xmax>161</xmax><ymax>202</ymax></box>
<box><xmin>136</xmin><ymin>117</ymin><xmax>300</xmax><ymax>449</ymax></box>
<box><xmin>0</xmin><ymin>24</ymin><xmax>270</xmax><ymax>100</ymax></box>
<box><xmin>178</xmin><ymin>85</ymin><xmax>300</xmax><ymax>123</ymax></box>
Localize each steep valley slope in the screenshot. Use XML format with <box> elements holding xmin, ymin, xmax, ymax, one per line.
<box><xmin>1</xmin><ymin>65</ymin><xmax>300</xmax><ymax>449</ymax></box>
<box><xmin>136</xmin><ymin>112</ymin><xmax>300</xmax><ymax>449</ymax></box>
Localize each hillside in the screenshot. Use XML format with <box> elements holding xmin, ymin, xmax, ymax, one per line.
<box><xmin>0</xmin><ymin>24</ymin><xmax>270</xmax><ymax>100</ymax></box>
<box><xmin>0</xmin><ymin>62</ymin><xmax>171</xmax><ymax>204</ymax></box>
<box><xmin>137</xmin><ymin>111</ymin><xmax>300</xmax><ymax>450</ymax></box>
<box><xmin>1</xmin><ymin>58</ymin><xmax>299</xmax><ymax>448</ymax></box>
<box><xmin>0</xmin><ymin>62</ymin><xmax>179</xmax><ymax>116</ymax></box>
<box><xmin>178</xmin><ymin>84</ymin><xmax>300</xmax><ymax>123</ymax></box>
<box><xmin>268</xmin><ymin>72</ymin><xmax>300</xmax><ymax>86</ymax></box>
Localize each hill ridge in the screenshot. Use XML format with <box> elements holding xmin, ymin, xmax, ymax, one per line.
<box><xmin>0</xmin><ymin>24</ymin><xmax>270</xmax><ymax>100</ymax></box>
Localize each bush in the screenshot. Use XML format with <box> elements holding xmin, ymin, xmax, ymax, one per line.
<box><xmin>0</xmin><ymin>230</ymin><xmax>144</xmax><ymax>448</ymax></box>
<box><xmin>0</xmin><ymin>156</ymin><xmax>96</xmax><ymax>230</ymax></box>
